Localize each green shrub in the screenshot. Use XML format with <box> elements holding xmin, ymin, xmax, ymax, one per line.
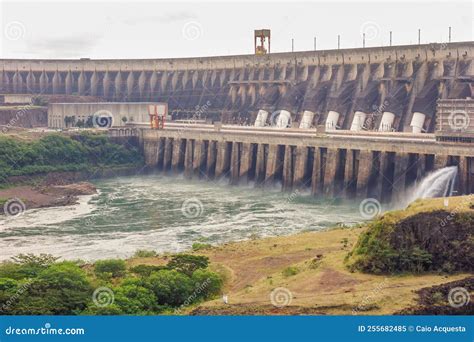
<box><xmin>167</xmin><ymin>254</ymin><xmax>209</xmax><ymax>276</ymax></box>
<box><xmin>133</xmin><ymin>250</ymin><xmax>157</xmax><ymax>258</ymax></box>
<box><xmin>0</xmin><ymin>133</ymin><xmax>143</xmax><ymax>182</ymax></box>
<box><xmin>94</xmin><ymin>259</ymin><xmax>126</xmax><ymax>278</ymax></box>
<box><xmin>146</xmin><ymin>270</ymin><xmax>193</xmax><ymax>306</ymax></box>
<box><xmin>10</xmin><ymin>262</ymin><xmax>92</xmax><ymax>315</ymax></box>
<box><xmin>191</xmin><ymin>242</ymin><xmax>212</xmax><ymax>251</ymax></box>
<box><xmin>113</xmin><ymin>283</ymin><xmax>158</xmax><ymax>314</ymax></box>
<box><xmin>191</xmin><ymin>269</ymin><xmax>223</xmax><ymax>299</ymax></box>
<box><xmin>282</xmin><ymin>266</ymin><xmax>299</xmax><ymax>277</ymax></box>
<box><xmin>130</xmin><ymin>264</ymin><xmax>168</xmax><ymax>277</ymax></box>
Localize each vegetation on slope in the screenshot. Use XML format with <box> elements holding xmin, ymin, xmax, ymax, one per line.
<box><xmin>0</xmin><ymin>133</ymin><xmax>143</xmax><ymax>183</ymax></box>
<box><xmin>0</xmin><ymin>253</ymin><xmax>222</xmax><ymax>315</ymax></box>
<box><xmin>345</xmin><ymin>197</ymin><xmax>474</xmax><ymax>274</ymax></box>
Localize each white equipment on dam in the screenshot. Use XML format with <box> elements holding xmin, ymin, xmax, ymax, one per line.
<box><xmin>254</xmin><ymin>109</ymin><xmax>269</xmax><ymax>127</ymax></box>
<box><xmin>350</xmin><ymin>111</ymin><xmax>367</xmax><ymax>131</ymax></box>
<box><xmin>325</xmin><ymin>111</ymin><xmax>340</xmax><ymax>131</ymax></box>
<box><xmin>378</xmin><ymin>112</ymin><xmax>396</xmax><ymax>132</ymax></box>
<box><xmin>410</xmin><ymin>112</ymin><xmax>426</xmax><ymax>133</ymax></box>
<box><xmin>299</xmin><ymin>110</ymin><xmax>315</xmax><ymax>129</ymax></box>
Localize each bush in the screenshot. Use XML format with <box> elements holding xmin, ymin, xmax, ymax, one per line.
<box><xmin>130</xmin><ymin>265</ymin><xmax>168</xmax><ymax>277</ymax></box>
<box><xmin>346</xmin><ymin>210</ymin><xmax>474</xmax><ymax>274</ymax></box>
<box><xmin>0</xmin><ymin>133</ymin><xmax>143</xmax><ymax>182</ymax></box>
<box><xmin>146</xmin><ymin>270</ymin><xmax>193</xmax><ymax>306</ymax></box>
<box><xmin>11</xmin><ymin>262</ymin><xmax>92</xmax><ymax>315</ymax></box>
<box><xmin>282</xmin><ymin>266</ymin><xmax>299</xmax><ymax>277</ymax></box>
<box><xmin>167</xmin><ymin>255</ymin><xmax>209</xmax><ymax>276</ymax></box>
<box><xmin>113</xmin><ymin>283</ymin><xmax>158</xmax><ymax>314</ymax></box>
<box><xmin>94</xmin><ymin>259</ymin><xmax>126</xmax><ymax>278</ymax></box>
<box><xmin>191</xmin><ymin>269</ymin><xmax>223</xmax><ymax>299</ymax></box>
<box><xmin>192</xmin><ymin>242</ymin><xmax>212</xmax><ymax>251</ymax></box>
<box><xmin>133</xmin><ymin>250</ymin><xmax>157</xmax><ymax>258</ymax></box>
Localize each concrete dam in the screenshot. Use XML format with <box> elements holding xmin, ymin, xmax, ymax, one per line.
<box><xmin>2</xmin><ymin>42</ymin><xmax>474</xmax><ymax>133</ymax></box>
<box><xmin>3</xmin><ymin>42</ymin><xmax>474</xmax><ymax>202</ymax></box>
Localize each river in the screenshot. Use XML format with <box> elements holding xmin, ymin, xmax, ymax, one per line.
<box><xmin>0</xmin><ymin>174</ymin><xmax>365</xmax><ymax>261</ymax></box>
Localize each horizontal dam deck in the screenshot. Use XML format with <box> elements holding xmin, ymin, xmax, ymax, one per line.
<box><xmin>111</xmin><ymin>125</ymin><xmax>474</xmax><ymax>202</ymax></box>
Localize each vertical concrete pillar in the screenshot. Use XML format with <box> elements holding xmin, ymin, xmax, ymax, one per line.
<box><xmin>311</xmin><ymin>148</ymin><xmax>322</xmax><ymax>195</ymax></box>
<box><xmin>230</xmin><ymin>142</ymin><xmax>240</xmax><ymax>185</ymax></box>
<box><xmin>458</xmin><ymin>156</ymin><xmax>468</xmax><ymax>195</ymax></box>
<box><xmin>323</xmin><ymin>148</ymin><xmax>338</xmax><ymax>196</ymax></box>
<box><xmin>206</xmin><ymin>141</ymin><xmax>217</xmax><ymax>179</ymax></box>
<box><xmin>282</xmin><ymin>145</ymin><xmax>294</xmax><ymax>191</ymax></box>
<box><xmin>143</xmin><ymin>140</ymin><xmax>160</xmax><ymax>167</ymax></box>
<box><xmin>344</xmin><ymin>149</ymin><xmax>356</xmax><ymax>198</ymax></box>
<box><xmin>215</xmin><ymin>142</ymin><xmax>229</xmax><ymax>178</ymax></box>
<box><xmin>265</xmin><ymin>145</ymin><xmax>278</xmax><ymax>184</ymax></box>
<box><xmin>379</xmin><ymin>152</ymin><xmax>394</xmax><ymax>202</ymax></box>
<box><xmin>171</xmin><ymin>138</ymin><xmax>182</xmax><ymax>173</ymax></box>
<box><xmin>434</xmin><ymin>154</ymin><xmax>449</xmax><ymax>170</ymax></box>
<box><xmin>255</xmin><ymin>144</ymin><xmax>266</xmax><ymax>185</ymax></box>
<box><xmin>391</xmin><ymin>152</ymin><xmax>409</xmax><ymax>201</ymax></box>
<box><xmin>293</xmin><ymin>146</ymin><xmax>308</xmax><ymax>188</ymax></box>
<box><xmin>239</xmin><ymin>143</ymin><xmax>252</xmax><ymax>183</ymax></box>
<box><xmin>184</xmin><ymin>139</ymin><xmax>193</xmax><ymax>179</ymax></box>
<box><xmin>163</xmin><ymin>138</ymin><xmax>173</xmax><ymax>171</ymax></box>
<box><xmin>356</xmin><ymin>150</ymin><xmax>373</xmax><ymax>198</ymax></box>
<box><xmin>193</xmin><ymin>140</ymin><xmax>204</xmax><ymax>178</ymax></box>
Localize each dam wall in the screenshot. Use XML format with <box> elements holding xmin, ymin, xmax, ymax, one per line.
<box><xmin>3</xmin><ymin>42</ymin><xmax>474</xmax><ymax>133</ymax></box>
<box><xmin>110</xmin><ymin>127</ymin><xmax>474</xmax><ymax>202</ymax></box>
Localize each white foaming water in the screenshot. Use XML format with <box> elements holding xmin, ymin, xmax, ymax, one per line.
<box><xmin>0</xmin><ymin>174</ymin><xmax>364</xmax><ymax>261</ymax></box>
<box><xmin>402</xmin><ymin>166</ymin><xmax>458</xmax><ymax>207</ymax></box>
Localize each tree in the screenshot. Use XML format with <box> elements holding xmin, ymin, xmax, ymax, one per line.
<box><xmin>121</xmin><ymin>116</ymin><xmax>128</xmax><ymax>125</ymax></box>
<box><xmin>167</xmin><ymin>254</ymin><xmax>209</xmax><ymax>277</ymax></box>
<box><xmin>12</xmin><ymin>262</ymin><xmax>92</xmax><ymax>315</ymax></box>
<box><xmin>113</xmin><ymin>283</ymin><xmax>158</xmax><ymax>314</ymax></box>
<box><xmin>146</xmin><ymin>270</ymin><xmax>193</xmax><ymax>307</ymax></box>
<box><xmin>191</xmin><ymin>269</ymin><xmax>223</xmax><ymax>299</ymax></box>
<box><xmin>94</xmin><ymin>259</ymin><xmax>126</xmax><ymax>278</ymax></box>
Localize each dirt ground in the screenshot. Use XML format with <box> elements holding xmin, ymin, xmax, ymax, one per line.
<box><xmin>131</xmin><ymin>223</ymin><xmax>471</xmax><ymax>315</ymax></box>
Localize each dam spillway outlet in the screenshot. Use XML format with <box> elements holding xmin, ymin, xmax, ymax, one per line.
<box><xmin>132</xmin><ymin>127</ymin><xmax>474</xmax><ymax>203</ymax></box>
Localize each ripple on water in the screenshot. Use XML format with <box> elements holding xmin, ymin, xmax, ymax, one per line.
<box><xmin>0</xmin><ymin>174</ymin><xmax>365</xmax><ymax>261</ymax></box>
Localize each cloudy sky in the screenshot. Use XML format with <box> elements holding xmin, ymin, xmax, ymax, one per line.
<box><xmin>0</xmin><ymin>0</ymin><xmax>472</xmax><ymax>59</ymax></box>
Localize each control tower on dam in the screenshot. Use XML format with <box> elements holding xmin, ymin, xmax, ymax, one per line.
<box><xmin>2</xmin><ymin>42</ymin><xmax>473</xmax><ymax>133</ymax></box>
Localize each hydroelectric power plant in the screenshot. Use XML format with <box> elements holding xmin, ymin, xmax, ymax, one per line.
<box><xmin>2</xmin><ymin>41</ymin><xmax>474</xmax><ymax>204</ymax></box>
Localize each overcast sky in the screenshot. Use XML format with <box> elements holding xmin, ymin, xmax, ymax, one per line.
<box><xmin>0</xmin><ymin>0</ymin><xmax>472</xmax><ymax>59</ymax></box>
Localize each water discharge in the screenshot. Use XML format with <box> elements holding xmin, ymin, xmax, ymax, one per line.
<box><xmin>0</xmin><ymin>174</ymin><xmax>364</xmax><ymax>261</ymax></box>
<box><xmin>401</xmin><ymin>166</ymin><xmax>459</xmax><ymax>207</ymax></box>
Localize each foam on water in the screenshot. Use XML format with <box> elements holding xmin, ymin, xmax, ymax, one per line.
<box><xmin>0</xmin><ymin>174</ymin><xmax>363</xmax><ymax>261</ymax></box>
